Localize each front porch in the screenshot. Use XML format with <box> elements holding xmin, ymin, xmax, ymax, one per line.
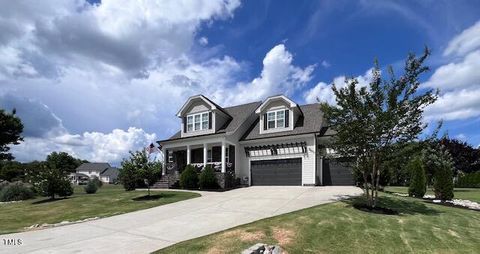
<box><xmin>161</xmin><ymin>140</ymin><xmax>236</xmax><ymax>188</ymax></box>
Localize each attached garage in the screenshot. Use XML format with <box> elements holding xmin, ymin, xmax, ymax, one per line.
<box><xmin>322</xmin><ymin>158</ymin><xmax>354</xmax><ymax>186</ymax></box>
<box><xmin>250</xmin><ymin>158</ymin><xmax>302</xmax><ymax>186</ymax></box>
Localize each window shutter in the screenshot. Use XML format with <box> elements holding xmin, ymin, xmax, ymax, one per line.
<box><xmin>285</xmin><ymin>110</ymin><xmax>289</xmax><ymax>127</ymax></box>
<box><xmin>209</xmin><ymin>112</ymin><xmax>212</xmax><ymax>129</ymax></box>
<box><xmin>263</xmin><ymin>113</ymin><xmax>267</xmax><ymax>130</ymax></box>
<box><xmin>183</xmin><ymin>117</ymin><xmax>187</xmax><ymax>132</ymax></box>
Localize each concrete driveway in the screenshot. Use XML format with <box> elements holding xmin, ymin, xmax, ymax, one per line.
<box><xmin>1</xmin><ymin>186</ymin><xmax>362</xmax><ymax>254</ymax></box>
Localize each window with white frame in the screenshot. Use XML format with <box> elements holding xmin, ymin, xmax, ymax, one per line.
<box><xmin>266</xmin><ymin>109</ymin><xmax>286</xmax><ymax>129</ymax></box>
<box><xmin>186</xmin><ymin>112</ymin><xmax>210</xmax><ymax>132</ymax></box>
<box><xmin>167</xmin><ymin>150</ymin><xmax>174</xmax><ymax>163</ymax></box>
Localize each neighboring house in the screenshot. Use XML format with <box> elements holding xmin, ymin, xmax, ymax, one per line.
<box><xmin>158</xmin><ymin>94</ymin><xmax>354</xmax><ymax>188</ymax></box>
<box><xmin>70</xmin><ymin>163</ymin><xmax>119</xmax><ymax>184</ymax></box>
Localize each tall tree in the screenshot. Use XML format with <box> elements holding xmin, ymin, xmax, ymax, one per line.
<box><xmin>0</xmin><ymin>109</ymin><xmax>23</xmax><ymax>161</ymax></box>
<box><xmin>321</xmin><ymin>48</ymin><xmax>438</xmax><ymax>208</ymax></box>
<box><xmin>438</xmin><ymin>137</ymin><xmax>480</xmax><ymax>175</ymax></box>
<box><xmin>46</xmin><ymin>152</ymin><xmax>85</xmax><ymax>173</ymax></box>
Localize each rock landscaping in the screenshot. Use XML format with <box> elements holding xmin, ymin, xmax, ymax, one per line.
<box><xmin>391</xmin><ymin>192</ymin><xmax>480</xmax><ymax>211</ymax></box>
<box><xmin>242</xmin><ymin>243</ymin><xmax>283</xmax><ymax>254</ymax></box>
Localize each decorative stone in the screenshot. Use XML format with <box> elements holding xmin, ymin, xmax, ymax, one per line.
<box><xmin>242</xmin><ymin>243</ymin><xmax>283</xmax><ymax>254</ymax></box>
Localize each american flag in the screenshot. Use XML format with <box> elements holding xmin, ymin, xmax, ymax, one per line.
<box><xmin>146</xmin><ymin>143</ymin><xmax>160</xmax><ymax>155</ymax></box>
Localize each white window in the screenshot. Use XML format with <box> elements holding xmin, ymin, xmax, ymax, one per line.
<box><xmin>201</xmin><ymin>112</ymin><xmax>209</xmax><ymax>130</ymax></box>
<box><xmin>168</xmin><ymin>150</ymin><xmax>174</xmax><ymax>163</ymax></box>
<box><xmin>187</xmin><ymin>116</ymin><xmax>193</xmax><ymax>132</ymax></box>
<box><xmin>186</xmin><ymin>112</ymin><xmax>210</xmax><ymax>132</ymax></box>
<box><xmin>266</xmin><ymin>110</ymin><xmax>286</xmax><ymax>129</ymax></box>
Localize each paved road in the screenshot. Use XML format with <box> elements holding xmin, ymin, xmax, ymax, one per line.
<box><xmin>0</xmin><ymin>186</ymin><xmax>362</xmax><ymax>254</ymax></box>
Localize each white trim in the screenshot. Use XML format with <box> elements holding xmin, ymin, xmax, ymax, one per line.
<box><xmin>255</xmin><ymin>95</ymin><xmax>297</xmax><ymax>114</ymax></box>
<box><xmin>186</xmin><ymin>111</ymin><xmax>209</xmax><ymax>132</ymax></box>
<box><xmin>176</xmin><ymin>95</ymin><xmax>216</xmax><ymax>117</ymax></box>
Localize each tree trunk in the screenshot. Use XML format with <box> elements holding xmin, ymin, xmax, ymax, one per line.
<box><xmin>371</xmin><ymin>153</ymin><xmax>377</xmax><ymax>207</ymax></box>
<box><xmin>363</xmin><ymin>171</ymin><xmax>371</xmax><ymax>207</ymax></box>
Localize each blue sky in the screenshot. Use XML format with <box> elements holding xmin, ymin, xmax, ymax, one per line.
<box><xmin>0</xmin><ymin>0</ymin><xmax>479</xmax><ymax>164</ymax></box>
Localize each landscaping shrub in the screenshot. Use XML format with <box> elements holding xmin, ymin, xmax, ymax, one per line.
<box><xmin>0</xmin><ymin>181</ymin><xmax>35</xmax><ymax>202</ymax></box>
<box><xmin>0</xmin><ymin>180</ymin><xmax>10</xmax><ymax>191</ymax></box>
<box><xmin>408</xmin><ymin>157</ymin><xmax>426</xmax><ymax>198</ymax></box>
<box><xmin>199</xmin><ymin>165</ymin><xmax>218</xmax><ymax>189</ymax></box>
<box><xmin>84</xmin><ymin>180</ymin><xmax>98</xmax><ymax>194</ymax></box>
<box><xmin>433</xmin><ymin>166</ymin><xmax>454</xmax><ymax>201</ymax></box>
<box><xmin>91</xmin><ymin>176</ymin><xmax>103</xmax><ymax>188</ymax></box>
<box><xmin>57</xmin><ymin>180</ymin><xmax>74</xmax><ymax>198</ymax></box>
<box><xmin>119</xmin><ymin>163</ymin><xmax>138</xmax><ymax>191</ymax></box>
<box><xmin>180</xmin><ymin>164</ymin><xmax>198</xmax><ymax>189</ymax></box>
<box><xmin>455</xmin><ymin>172</ymin><xmax>480</xmax><ymax>188</ymax></box>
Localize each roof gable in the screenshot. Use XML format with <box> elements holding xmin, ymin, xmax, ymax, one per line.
<box><xmin>76</xmin><ymin>163</ymin><xmax>111</xmax><ymax>172</ymax></box>
<box><xmin>255</xmin><ymin>95</ymin><xmax>298</xmax><ymax>114</ymax></box>
<box><xmin>176</xmin><ymin>95</ymin><xmax>231</xmax><ymax>118</ymax></box>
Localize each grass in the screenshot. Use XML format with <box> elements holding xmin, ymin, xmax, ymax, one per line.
<box><xmin>0</xmin><ymin>185</ymin><xmax>200</xmax><ymax>235</ymax></box>
<box><xmin>155</xmin><ymin>193</ymin><xmax>480</xmax><ymax>254</ymax></box>
<box><xmin>385</xmin><ymin>186</ymin><xmax>480</xmax><ymax>203</ymax></box>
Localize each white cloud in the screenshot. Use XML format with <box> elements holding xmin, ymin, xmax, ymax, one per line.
<box><xmin>304</xmin><ymin>68</ymin><xmax>374</xmax><ymax>105</ymax></box>
<box><xmin>425</xmin><ymin>87</ymin><xmax>480</xmax><ymax>121</ymax></box>
<box><xmin>321</xmin><ymin>60</ymin><xmax>331</xmax><ymax>68</ymax></box>
<box><xmin>444</xmin><ymin>20</ymin><xmax>480</xmax><ymax>57</ymax></box>
<box><xmin>11</xmin><ymin>127</ymin><xmax>156</xmax><ymax>165</ymax></box>
<box><xmin>423</xmin><ymin>20</ymin><xmax>480</xmax><ymax>122</ymax></box>
<box><xmin>219</xmin><ymin>44</ymin><xmax>315</xmax><ymax>105</ymax></box>
<box><xmin>0</xmin><ymin>1</ymin><xmax>318</xmax><ymax>163</ymax></box>
<box><xmin>423</xmin><ymin>50</ymin><xmax>480</xmax><ymax>90</ymax></box>
<box><xmin>198</xmin><ymin>37</ymin><xmax>209</xmax><ymax>46</ymax></box>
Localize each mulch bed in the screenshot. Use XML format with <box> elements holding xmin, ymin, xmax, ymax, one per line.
<box><xmin>353</xmin><ymin>203</ymin><xmax>399</xmax><ymax>215</ymax></box>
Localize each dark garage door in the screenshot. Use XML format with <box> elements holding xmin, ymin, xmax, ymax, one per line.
<box><xmin>251</xmin><ymin>158</ymin><xmax>302</xmax><ymax>186</ymax></box>
<box><xmin>322</xmin><ymin>158</ymin><xmax>354</xmax><ymax>185</ymax></box>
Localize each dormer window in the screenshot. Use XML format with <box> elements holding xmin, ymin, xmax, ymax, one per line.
<box><xmin>266</xmin><ymin>109</ymin><xmax>289</xmax><ymax>129</ymax></box>
<box><xmin>186</xmin><ymin>112</ymin><xmax>210</xmax><ymax>132</ymax></box>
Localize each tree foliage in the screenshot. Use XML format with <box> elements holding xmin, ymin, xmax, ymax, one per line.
<box><xmin>407</xmin><ymin>157</ymin><xmax>426</xmax><ymax>198</ymax></box>
<box><xmin>33</xmin><ymin>163</ymin><xmax>73</xmax><ymax>199</ymax></box>
<box><xmin>180</xmin><ymin>164</ymin><xmax>199</xmax><ymax>189</ymax></box>
<box><xmin>46</xmin><ymin>151</ymin><xmax>86</xmax><ymax>174</ymax></box>
<box><xmin>321</xmin><ymin>48</ymin><xmax>438</xmax><ymax>207</ymax></box>
<box><xmin>438</xmin><ymin>137</ymin><xmax>480</xmax><ymax>175</ymax></box>
<box><xmin>0</xmin><ymin>109</ymin><xmax>23</xmax><ymax>161</ymax></box>
<box><xmin>119</xmin><ymin>150</ymin><xmax>162</xmax><ymax>195</ymax></box>
<box><xmin>199</xmin><ymin>165</ymin><xmax>218</xmax><ymax>189</ymax></box>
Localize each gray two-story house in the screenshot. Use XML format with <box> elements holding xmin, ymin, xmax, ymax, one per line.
<box><xmin>158</xmin><ymin>94</ymin><xmax>353</xmax><ymax>188</ymax></box>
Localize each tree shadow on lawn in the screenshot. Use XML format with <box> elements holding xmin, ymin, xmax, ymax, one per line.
<box><xmin>132</xmin><ymin>193</ymin><xmax>175</xmax><ymax>201</ymax></box>
<box><xmin>342</xmin><ymin>196</ymin><xmax>442</xmax><ymax>216</ymax></box>
<box><xmin>31</xmin><ymin>196</ymin><xmax>75</xmax><ymax>205</ymax></box>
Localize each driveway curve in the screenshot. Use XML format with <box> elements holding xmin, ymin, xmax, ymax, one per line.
<box><xmin>1</xmin><ymin>186</ymin><xmax>362</xmax><ymax>254</ymax></box>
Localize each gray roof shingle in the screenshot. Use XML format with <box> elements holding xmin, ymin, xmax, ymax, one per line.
<box><xmin>76</xmin><ymin>163</ymin><xmax>111</xmax><ymax>172</ymax></box>
<box><xmin>240</xmin><ymin>103</ymin><xmax>324</xmax><ymax>141</ymax></box>
<box><xmin>161</xmin><ymin>101</ymin><xmax>262</xmax><ymax>142</ymax></box>
<box><xmin>100</xmin><ymin>167</ymin><xmax>119</xmax><ymax>178</ymax></box>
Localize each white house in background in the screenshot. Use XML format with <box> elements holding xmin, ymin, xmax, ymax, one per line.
<box><xmin>70</xmin><ymin>163</ymin><xmax>119</xmax><ymax>184</ymax></box>
<box><xmin>157</xmin><ymin>94</ymin><xmax>354</xmax><ymax>189</ymax></box>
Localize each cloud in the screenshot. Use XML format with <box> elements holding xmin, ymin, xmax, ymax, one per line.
<box><xmin>321</xmin><ymin>60</ymin><xmax>331</xmax><ymax>68</ymax></box>
<box><xmin>0</xmin><ymin>0</ymin><xmax>241</xmax><ymax>79</ymax></box>
<box><xmin>425</xmin><ymin>87</ymin><xmax>480</xmax><ymax>121</ymax></box>
<box><xmin>218</xmin><ymin>44</ymin><xmax>315</xmax><ymax>105</ymax></box>
<box><xmin>304</xmin><ymin>68</ymin><xmax>374</xmax><ymax>105</ymax></box>
<box><xmin>423</xmin><ymin>20</ymin><xmax>480</xmax><ymax>122</ymax></box>
<box><xmin>0</xmin><ymin>94</ymin><xmax>66</xmax><ymax>137</ymax></box>
<box><xmin>10</xmin><ymin>127</ymin><xmax>156</xmax><ymax>165</ymax></box>
<box><xmin>444</xmin><ymin>20</ymin><xmax>480</xmax><ymax>57</ymax></box>
<box><xmin>423</xmin><ymin>50</ymin><xmax>480</xmax><ymax>90</ymax></box>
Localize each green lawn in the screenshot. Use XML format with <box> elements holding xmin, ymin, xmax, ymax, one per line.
<box><xmin>155</xmin><ymin>194</ymin><xmax>480</xmax><ymax>254</ymax></box>
<box><xmin>385</xmin><ymin>186</ymin><xmax>480</xmax><ymax>203</ymax></box>
<box><xmin>0</xmin><ymin>185</ymin><xmax>200</xmax><ymax>235</ymax></box>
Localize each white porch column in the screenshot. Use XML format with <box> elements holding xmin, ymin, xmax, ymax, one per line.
<box><xmin>221</xmin><ymin>141</ymin><xmax>226</xmax><ymax>173</ymax></box>
<box><xmin>186</xmin><ymin>145</ymin><xmax>191</xmax><ymax>165</ymax></box>
<box><xmin>161</xmin><ymin>147</ymin><xmax>166</xmax><ymax>175</ymax></box>
<box><xmin>203</xmin><ymin>143</ymin><xmax>208</xmax><ymax>168</ymax></box>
